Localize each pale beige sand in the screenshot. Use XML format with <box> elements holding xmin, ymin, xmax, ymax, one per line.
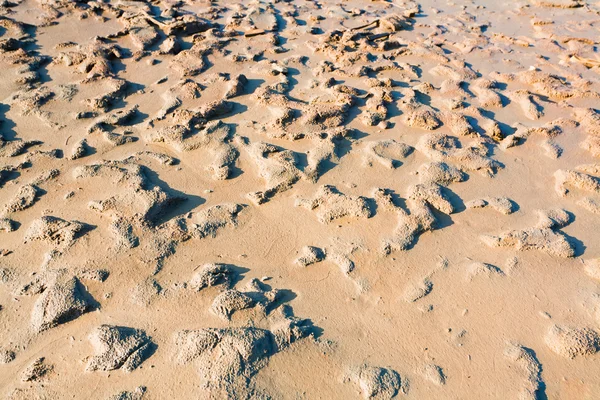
<box><xmin>1</xmin><ymin>0</ymin><xmax>600</xmax><ymax>399</ymax></box>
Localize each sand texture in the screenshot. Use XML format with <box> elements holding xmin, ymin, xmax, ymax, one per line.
<box><xmin>1</xmin><ymin>0</ymin><xmax>600</xmax><ymax>398</ymax></box>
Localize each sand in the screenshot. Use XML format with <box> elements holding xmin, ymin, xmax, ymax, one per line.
<box><xmin>0</xmin><ymin>0</ymin><xmax>600</xmax><ymax>399</ymax></box>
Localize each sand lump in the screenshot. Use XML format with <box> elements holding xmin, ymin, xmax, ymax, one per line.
<box><xmin>87</xmin><ymin>325</ymin><xmax>155</xmax><ymax>372</ymax></box>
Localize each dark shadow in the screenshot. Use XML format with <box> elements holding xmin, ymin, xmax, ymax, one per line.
<box><xmin>227</xmin><ymin>265</ymin><xmax>250</xmax><ymax>288</ymax></box>
<box><xmin>563</xmin><ymin>231</ymin><xmax>586</xmax><ymax>258</ymax></box>
<box><xmin>443</xmin><ymin>187</ymin><xmax>466</xmax><ymax>214</ymax></box>
<box><xmin>379</xmin><ymin>188</ymin><xmax>408</xmax><ymax>211</ymax></box>
<box><xmin>224</xmin><ymin>102</ymin><xmax>248</xmax><ymax>119</ymax></box>
<box><xmin>0</xmin><ymin>104</ymin><xmax>17</xmax><ymax>141</ymax></box>
<box><xmin>365</xmin><ymin>197</ymin><xmax>378</xmax><ymax>217</ymax></box>
<box><xmin>74</xmin><ymin>222</ymin><xmax>97</xmax><ymax>241</ymax></box>
<box><xmin>245</xmin><ymin>78</ymin><xmax>265</xmax><ymax>95</ymax></box>
<box><xmin>508</xmin><ymin>199</ymin><xmax>520</xmax><ymax>213</ymax></box>
<box><xmin>283</xmin><ymin>67</ymin><xmax>301</xmax><ymax>97</ymax></box>
<box><xmin>141</xmin><ymin>166</ymin><xmax>205</xmax><ymax>226</ymax></box>
<box><xmin>0</xmin><ymin>169</ymin><xmax>21</xmax><ymax>188</ymax></box>
<box><xmin>272</xmin><ymin>7</ymin><xmax>288</xmax><ymax>32</ymax></box>
<box><xmin>74</xmin><ymin>278</ymin><xmax>102</xmax><ymax>312</ymax></box>
<box><xmin>523</xmin><ymin>347</ymin><xmax>548</xmax><ymax>400</ymax></box>
<box><xmin>309</xmin><ymin>136</ymin><xmax>354</xmax><ymax>180</ymax></box>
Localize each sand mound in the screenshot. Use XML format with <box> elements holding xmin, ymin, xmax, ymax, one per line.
<box><xmin>151</xmin><ymin>120</ymin><xmax>238</xmax><ymax>180</ymax></box>
<box><xmin>74</xmin><ymin>159</ymin><xmax>187</xmax><ymax>226</ymax></box>
<box><xmin>420</xmin><ymin>363</ymin><xmax>446</xmax><ymax>386</ymax></box>
<box><xmin>24</xmin><ymin>216</ymin><xmax>88</xmax><ymax>250</ymax></box>
<box><xmin>0</xmin><ymin>347</ymin><xmax>16</xmax><ymax>364</ymax></box>
<box><xmin>21</xmin><ymin>357</ymin><xmax>53</xmax><ymax>382</ymax></box>
<box><xmin>30</xmin><ymin>271</ymin><xmax>97</xmax><ymax>333</ymax></box>
<box><xmin>554</xmin><ymin>168</ymin><xmax>600</xmax><ymax>197</ymax></box>
<box><xmin>190</xmin><ymin>263</ymin><xmax>236</xmax><ymax>291</ymax></box>
<box><xmin>466</xmin><ymin>197</ymin><xmax>516</xmax><ymax>215</ymax></box>
<box><xmin>295</xmin><ymin>246</ymin><xmax>326</xmax><ymax>267</ymax></box>
<box><xmin>87</xmin><ymin>325</ymin><xmax>155</xmax><ymax>372</ymax></box>
<box><xmin>403</xmin><ymin>278</ymin><xmax>433</xmax><ymax>302</ymax></box>
<box><xmin>107</xmin><ymin>386</ymin><xmax>146</xmax><ymax>400</ymax></box>
<box><xmin>130</xmin><ymin>277</ymin><xmax>163</xmax><ymax>307</ymax></box>
<box><xmin>296</xmin><ymin>185</ymin><xmax>373</xmax><ymax>223</ymax></box>
<box><xmin>544</xmin><ymin>325</ymin><xmax>599</xmax><ymax>359</ymax></box>
<box><xmin>417</xmin><ymin>133</ymin><xmax>501</xmax><ymax>177</ymax></box>
<box><xmin>407</xmin><ymin>183</ymin><xmax>454</xmax><ymax>214</ymax></box>
<box><xmin>466</xmin><ymin>262</ymin><xmax>505</xmax><ymax>281</ymax></box>
<box><xmin>189</xmin><ymin>203</ymin><xmax>244</xmax><ymax>239</ymax></box>
<box><xmin>383</xmin><ymin>200</ymin><xmax>437</xmax><ymax>254</ymax></box>
<box><xmin>482</xmin><ymin>209</ymin><xmax>576</xmax><ymax>258</ymax></box>
<box><xmin>578</xmin><ymin>197</ymin><xmax>600</xmax><ymax>214</ymax></box>
<box><xmin>243</xmin><ymin>141</ymin><xmax>303</xmax><ymax>204</ymax></box>
<box><xmin>175</xmin><ymin>316</ymin><xmax>313</xmax><ymax>396</ymax></box>
<box><xmin>417</xmin><ymin>162</ymin><xmax>466</xmax><ymax>186</ymax></box>
<box><xmin>504</xmin><ymin>342</ymin><xmax>544</xmax><ymax>400</ymax></box>
<box><xmin>211</xmin><ymin>289</ymin><xmax>255</xmax><ymax>320</ymax></box>
<box><xmin>347</xmin><ymin>364</ymin><xmax>408</xmax><ymax>399</ymax></box>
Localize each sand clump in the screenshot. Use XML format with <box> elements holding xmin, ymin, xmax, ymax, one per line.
<box><xmin>295</xmin><ymin>246</ymin><xmax>327</xmax><ymax>267</ymax></box>
<box><xmin>0</xmin><ymin>347</ymin><xmax>16</xmax><ymax>364</ymax></box>
<box><xmin>504</xmin><ymin>342</ymin><xmax>544</xmax><ymax>400</ymax></box>
<box><xmin>150</xmin><ymin>120</ymin><xmax>238</xmax><ymax>181</ymax></box>
<box><xmin>87</xmin><ymin>325</ymin><xmax>155</xmax><ymax>372</ymax></box>
<box><xmin>345</xmin><ymin>364</ymin><xmax>409</xmax><ymax>399</ymax></box>
<box><xmin>417</xmin><ymin>162</ymin><xmax>466</xmax><ymax>186</ymax></box>
<box><xmin>174</xmin><ymin>280</ymin><xmax>315</xmax><ymax>397</ymax></box>
<box><xmin>24</xmin><ymin>216</ymin><xmax>89</xmax><ymax>251</ymax></box>
<box><xmin>420</xmin><ymin>363</ymin><xmax>446</xmax><ymax>386</ymax></box>
<box><xmin>382</xmin><ymin>200</ymin><xmax>437</xmax><ymax>254</ymax></box>
<box><xmin>481</xmin><ymin>209</ymin><xmax>575</xmax><ymax>258</ymax></box>
<box><xmin>544</xmin><ymin>325</ymin><xmax>600</xmax><ymax>359</ymax></box>
<box><xmin>107</xmin><ymin>387</ymin><xmax>147</xmax><ymax>400</ymax></box>
<box><xmin>466</xmin><ymin>262</ymin><xmax>505</xmax><ymax>281</ymax></box>
<box><xmin>417</xmin><ymin>133</ymin><xmax>501</xmax><ymax>177</ymax></box>
<box><xmin>29</xmin><ymin>271</ymin><xmax>97</xmax><ymax>333</ymax></box>
<box><xmin>190</xmin><ymin>263</ymin><xmax>236</xmax><ymax>291</ymax></box>
<box><xmin>211</xmin><ymin>289</ymin><xmax>255</xmax><ymax>320</ymax></box>
<box><xmin>296</xmin><ymin>185</ymin><xmax>373</xmax><ymax>224</ymax></box>
<box><xmin>130</xmin><ymin>277</ymin><xmax>163</xmax><ymax>307</ymax></box>
<box><xmin>466</xmin><ymin>197</ymin><xmax>516</xmax><ymax>215</ymax></box>
<box><xmin>554</xmin><ymin>166</ymin><xmax>600</xmax><ymax>197</ymax></box>
<box><xmin>403</xmin><ymin>278</ymin><xmax>433</xmax><ymax>302</ymax></box>
<box><xmin>243</xmin><ymin>141</ymin><xmax>303</xmax><ymax>205</ymax></box>
<box><xmin>364</xmin><ymin>140</ymin><xmax>413</xmax><ymax>169</ymax></box>
<box><xmin>21</xmin><ymin>357</ymin><xmax>53</xmax><ymax>382</ymax></box>
<box><xmin>188</xmin><ymin>203</ymin><xmax>244</xmax><ymax>239</ymax></box>
<box><xmin>381</xmin><ymin>182</ymin><xmax>460</xmax><ymax>254</ymax></box>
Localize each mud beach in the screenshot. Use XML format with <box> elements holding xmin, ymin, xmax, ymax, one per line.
<box><xmin>0</xmin><ymin>0</ymin><xmax>600</xmax><ymax>398</ymax></box>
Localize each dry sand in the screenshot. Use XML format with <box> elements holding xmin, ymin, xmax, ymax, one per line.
<box><xmin>0</xmin><ymin>0</ymin><xmax>600</xmax><ymax>398</ymax></box>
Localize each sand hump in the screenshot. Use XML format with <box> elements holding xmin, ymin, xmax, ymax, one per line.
<box><xmin>24</xmin><ymin>216</ymin><xmax>89</xmax><ymax>250</ymax></box>
<box><xmin>504</xmin><ymin>342</ymin><xmax>544</xmax><ymax>400</ymax></box>
<box><xmin>544</xmin><ymin>325</ymin><xmax>600</xmax><ymax>359</ymax></box>
<box><xmin>29</xmin><ymin>271</ymin><xmax>97</xmax><ymax>333</ymax></box>
<box><xmin>482</xmin><ymin>209</ymin><xmax>576</xmax><ymax>258</ymax></box>
<box><xmin>346</xmin><ymin>364</ymin><xmax>409</xmax><ymax>399</ymax></box>
<box><xmin>174</xmin><ymin>279</ymin><xmax>315</xmax><ymax>397</ymax></box>
<box><xmin>87</xmin><ymin>325</ymin><xmax>155</xmax><ymax>372</ymax></box>
<box><xmin>296</xmin><ymin>185</ymin><xmax>373</xmax><ymax>223</ymax></box>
